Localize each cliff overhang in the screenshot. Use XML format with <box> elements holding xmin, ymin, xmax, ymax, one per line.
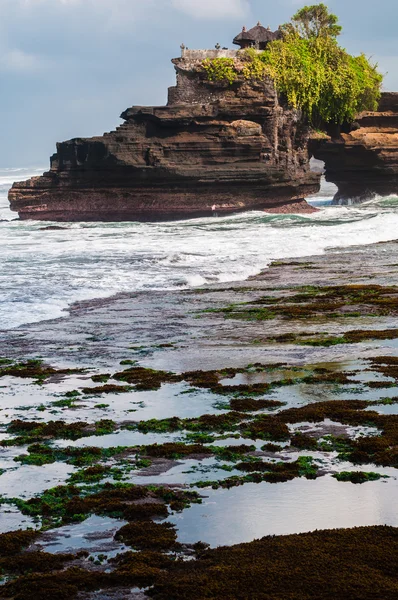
<box><xmin>310</xmin><ymin>92</ymin><xmax>398</xmax><ymax>204</ymax></box>
<box><xmin>8</xmin><ymin>52</ymin><xmax>320</xmax><ymax>222</ymax></box>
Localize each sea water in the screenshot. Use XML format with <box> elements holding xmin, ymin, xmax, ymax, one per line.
<box><xmin>1</xmin><ymin>166</ymin><xmax>398</xmax><ymax>329</ymax></box>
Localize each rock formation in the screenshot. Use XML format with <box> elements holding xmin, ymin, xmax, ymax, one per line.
<box><xmin>311</xmin><ymin>92</ymin><xmax>398</xmax><ymax>204</ymax></box>
<box><xmin>9</xmin><ymin>50</ymin><xmax>320</xmax><ymax>222</ymax></box>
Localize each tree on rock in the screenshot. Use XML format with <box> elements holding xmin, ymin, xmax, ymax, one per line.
<box><xmin>290</xmin><ymin>3</ymin><xmax>342</xmax><ymax>39</ymax></box>
<box><xmin>202</xmin><ymin>4</ymin><xmax>382</xmax><ymax>127</ymax></box>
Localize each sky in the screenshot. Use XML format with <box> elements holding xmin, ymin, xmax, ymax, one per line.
<box><xmin>1</xmin><ymin>0</ymin><xmax>397</xmax><ymax>167</ymax></box>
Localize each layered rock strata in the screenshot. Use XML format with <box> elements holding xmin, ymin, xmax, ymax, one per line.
<box><xmin>311</xmin><ymin>92</ymin><xmax>398</xmax><ymax>204</ymax></box>
<box><xmin>9</xmin><ymin>53</ymin><xmax>320</xmax><ymax>221</ymax></box>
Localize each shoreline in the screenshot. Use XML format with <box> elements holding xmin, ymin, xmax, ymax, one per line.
<box><xmin>5</xmin><ymin>187</ymin><xmax>398</xmax><ymax>331</ymax></box>
<box><xmin>0</xmin><ymin>228</ymin><xmax>395</xmax><ymax>335</ymax></box>
<box><xmin>2</xmin><ymin>237</ymin><xmax>398</xmax><ymax>367</ymax></box>
<box><xmin>1</xmin><ymin>238</ymin><xmax>398</xmax><ymax>598</ymax></box>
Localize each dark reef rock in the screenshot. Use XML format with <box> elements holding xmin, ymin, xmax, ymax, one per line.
<box><xmin>311</xmin><ymin>92</ymin><xmax>398</xmax><ymax>204</ymax></box>
<box><xmin>9</xmin><ymin>52</ymin><xmax>320</xmax><ymax>222</ymax></box>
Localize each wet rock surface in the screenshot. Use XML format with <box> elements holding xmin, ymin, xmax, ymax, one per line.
<box><xmin>2</xmin><ymin>239</ymin><xmax>398</xmax><ymax>368</ymax></box>
<box><xmin>312</xmin><ymin>92</ymin><xmax>398</xmax><ymax>204</ymax></box>
<box><xmin>1</xmin><ymin>239</ymin><xmax>398</xmax><ymax>598</ymax></box>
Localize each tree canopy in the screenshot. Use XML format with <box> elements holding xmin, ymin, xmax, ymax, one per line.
<box><xmin>201</xmin><ymin>4</ymin><xmax>383</xmax><ymax>127</ymax></box>
<box><xmin>259</xmin><ymin>34</ymin><xmax>382</xmax><ymax>126</ymax></box>
<box><xmin>289</xmin><ymin>3</ymin><xmax>342</xmax><ymax>39</ymax></box>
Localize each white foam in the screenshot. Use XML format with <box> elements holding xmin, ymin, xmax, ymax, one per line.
<box><xmin>1</xmin><ymin>174</ymin><xmax>398</xmax><ymax>329</ymax></box>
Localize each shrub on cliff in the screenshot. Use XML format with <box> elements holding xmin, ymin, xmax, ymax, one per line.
<box><xmin>202</xmin><ymin>4</ymin><xmax>382</xmax><ymax>126</ymax></box>
<box><xmin>202</xmin><ymin>57</ymin><xmax>238</xmax><ymax>85</ymax></box>
<box><xmin>260</xmin><ymin>33</ymin><xmax>382</xmax><ymax>125</ymax></box>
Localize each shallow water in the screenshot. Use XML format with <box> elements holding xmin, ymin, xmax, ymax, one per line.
<box><xmin>169</xmin><ymin>474</ymin><xmax>398</xmax><ymax>547</ymax></box>
<box><xmin>0</xmin><ymin>506</ymin><xmax>39</xmax><ymax>534</ymax></box>
<box><xmin>0</xmin><ymin>377</ymin><xmax>227</xmax><ymax>426</ymax></box>
<box><xmin>38</xmin><ymin>515</ymin><xmax>128</xmax><ymax>555</ymax></box>
<box><xmin>1</xmin><ymin>166</ymin><xmax>398</xmax><ymax>557</ymax></box>
<box><xmin>2</xmin><ymin>167</ymin><xmax>398</xmax><ymax>329</ymax></box>
<box><xmin>0</xmin><ymin>462</ymin><xmax>74</xmax><ymax>498</ymax></box>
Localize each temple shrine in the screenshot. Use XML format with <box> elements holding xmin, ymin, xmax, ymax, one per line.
<box><xmin>233</xmin><ymin>22</ymin><xmax>282</xmax><ymax>50</ymax></box>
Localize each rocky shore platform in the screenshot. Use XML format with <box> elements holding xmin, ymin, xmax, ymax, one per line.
<box><xmin>1</xmin><ymin>239</ymin><xmax>398</xmax><ymax>598</ymax></box>
<box><xmin>312</xmin><ymin>92</ymin><xmax>398</xmax><ymax>204</ymax></box>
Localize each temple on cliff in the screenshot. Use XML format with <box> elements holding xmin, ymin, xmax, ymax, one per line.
<box><xmin>8</xmin><ymin>27</ymin><xmax>398</xmax><ymax>221</ymax></box>
<box><xmin>233</xmin><ymin>22</ymin><xmax>282</xmax><ymax>50</ymax></box>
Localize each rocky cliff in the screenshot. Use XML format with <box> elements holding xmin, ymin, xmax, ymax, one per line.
<box><xmin>9</xmin><ymin>51</ymin><xmax>320</xmax><ymax>221</ymax></box>
<box><xmin>311</xmin><ymin>92</ymin><xmax>398</xmax><ymax>204</ymax></box>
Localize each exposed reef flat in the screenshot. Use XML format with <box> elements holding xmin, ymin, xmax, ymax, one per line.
<box><xmin>8</xmin><ymin>52</ymin><xmax>320</xmax><ymax>222</ymax></box>
<box><xmin>1</xmin><ymin>239</ymin><xmax>398</xmax><ymax>598</ymax></box>
<box><xmin>2</xmin><ymin>238</ymin><xmax>398</xmax><ymax>368</ymax></box>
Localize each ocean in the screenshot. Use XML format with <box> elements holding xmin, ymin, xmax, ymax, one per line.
<box><xmin>1</xmin><ymin>166</ymin><xmax>398</xmax><ymax>330</ymax></box>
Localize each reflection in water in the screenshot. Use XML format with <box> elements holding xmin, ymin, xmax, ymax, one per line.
<box><xmin>0</xmin><ymin>506</ymin><xmax>38</xmax><ymax>534</ymax></box>
<box><xmin>169</xmin><ymin>475</ymin><xmax>398</xmax><ymax>547</ymax></box>
<box><xmin>0</xmin><ymin>462</ymin><xmax>74</xmax><ymax>498</ymax></box>
<box><xmin>39</xmin><ymin>515</ymin><xmax>127</xmax><ymax>555</ymax></box>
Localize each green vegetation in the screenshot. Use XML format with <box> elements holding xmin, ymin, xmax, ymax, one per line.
<box><xmin>263</xmin><ymin>36</ymin><xmax>381</xmax><ymax>125</ymax></box>
<box><xmin>1</xmin><ymin>419</ymin><xmax>116</xmax><ymax>447</ymax></box>
<box><xmin>81</xmin><ymin>384</ymin><xmax>132</xmax><ymax>395</ymax></box>
<box><xmin>0</xmin><ymin>359</ymin><xmax>82</xmax><ymax>383</ymax></box>
<box><xmin>200</xmin><ymin>284</ymin><xmax>398</xmax><ymax>324</ymax></box>
<box><xmin>1</xmin><ymin>527</ymin><xmax>397</xmax><ymax>600</ymax></box>
<box><xmin>115</xmin><ymin>521</ymin><xmax>179</xmax><ymax>551</ymax></box>
<box><xmin>15</xmin><ymin>444</ymin><xmax>128</xmax><ymax>467</ymax></box>
<box><xmin>300</xmin><ymin>329</ymin><xmax>398</xmax><ymax>347</ymax></box>
<box><xmin>202</xmin><ymin>57</ymin><xmax>237</xmax><ymax>84</ymax></box>
<box><xmin>195</xmin><ymin>456</ymin><xmax>318</xmax><ymax>489</ymax></box>
<box><xmin>0</xmin><ymin>482</ymin><xmax>201</xmax><ymax>528</ymax></box>
<box><xmin>333</xmin><ymin>471</ymin><xmax>387</xmax><ymax>484</ymax></box>
<box><xmin>202</xmin><ymin>4</ymin><xmax>382</xmax><ymax>126</ymax></box>
<box><xmin>287</xmin><ymin>3</ymin><xmax>342</xmax><ymax>39</ymax></box>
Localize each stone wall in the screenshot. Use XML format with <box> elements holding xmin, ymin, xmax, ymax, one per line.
<box><xmin>378</xmin><ymin>92</ymin><xmax>398</xmax><ymax>112</ymax></box>
<box><xmin>168</xmin><ymin>68</ymin><xmax>230</xmax><ymax>106</ymax></box>
<box><xmin>181</xmin><ymin>49</ymin><xmax>238</xmax><ymax>60</ymax></box>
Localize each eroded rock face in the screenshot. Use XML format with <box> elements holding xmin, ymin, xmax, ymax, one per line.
<box><xmin>9</xmin><ymin>55</ymin><xmax>320</xmax><ymax>221</ymax></box>
<box><xmin>311</xmin><ymin>92</ymin><xmax>398</xmax><ymax>204</ymax></box>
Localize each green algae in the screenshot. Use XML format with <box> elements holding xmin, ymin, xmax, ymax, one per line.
<box><xmin>81</xmin><ymin>384</ymin><xmax>133</xmax><ymax>395</ymax></box>
<box><xmin>1</xmin><ymin>482</ymin><xmax>201</xmax><ymax>528</ymax></box>
<box><xmin>15</xmin><ymin>445</ymin><xmax>130</xmax><ymax>467</ymax></box>
<box><xmin>114</xmin><ymin>367</ymin><xmax>181</xmax><ymax>391</ymax></box>
<box><xmin>0</xmin><ymin>359</ymin><xmax>83</xmax><ymax>382</ymax></box>
<box><xmin>300</xmin><ymin>329</ymin><xmax>398</xmax><ymax>347</ymax></box>
<box><xmin>148</xmin><ymin>526</ymin><xmax>398</xmax><ymax>600</ymax></box>
<box><xmin>3</xmin><ymin>527</ymin><xmax>398</xmax><ymax>600</ymax></box>
<box><xmin>333</xmin><ymin>471</ymin><xmax>388</xmax><ymax>484</ymax></box>
<box><xmin>91</xmin><ymin>374</ymin><xmax>111</xmax><ymax>383</ymax></box>
<box><xmin>115</xmin><ymin>521</ymin><xmax>179</xmax><ymax>551</ymax></box>
<box><xmin>199</xmin><ymin>284</ymin><xmax>398</xmax><ymax>323</ymax></box>
<box><xmin>0</xmin><ymin>530</ymin><xmax>39</xmax><ymax>557</ymax></box>
<box><xmin>133</xmin><ymin>412</ymin><xmax>246</xmax><ymax>435</ymax></box>
<box><xmin>370</xmin><ymin>397</ymin><xmax>398</xmax><ymax>405</ymax></box>
<box><xmin>2</xmin><ymin>419</ymin><xmax>117</xmax><ymax>447</ymax></box>
<box><xmin>68</xmin><ymin>465</ymin><xmax>121</xmax><ymax>484</ymax></box>
<box><xmin>195</xmin><ymin>456</ymin><xmax>318</xmax><ymax>489</ymax></box>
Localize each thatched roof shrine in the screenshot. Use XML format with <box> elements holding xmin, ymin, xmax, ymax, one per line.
<box><xmin>233</xmin><ymin>22</ymin><xmax>282</xmax><ymax>50</ymax></box>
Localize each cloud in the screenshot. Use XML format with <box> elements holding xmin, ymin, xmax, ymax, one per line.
<box><xmin>171</xmin><ymin>0</ymin><xmax>249</xmax><ymax>20</ymax></box>
<box><xmin>0</xmin><ymin>49</ymin><xmax>49</xmax><ymax>72</ymax></box>
<box><xmin>0</xmin><ymin>0</ymin><xmax>249</xmax><ymax>28</ymax></box>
